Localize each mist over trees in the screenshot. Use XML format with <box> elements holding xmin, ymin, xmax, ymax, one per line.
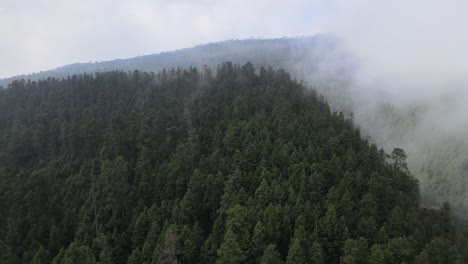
<box><xmin>0</xmin><ymin>37</ymin><xmax>319</xmax><ymax>88</ymax></box>
<box><xmin>2</xmin><ymin>36</ymin><xmax>464</xmax><ymax>223</ymax></box>
<box><xmin>0</xmin><ymin>63</ymin><xmax>463</xmax><ymax>263</ymax></box>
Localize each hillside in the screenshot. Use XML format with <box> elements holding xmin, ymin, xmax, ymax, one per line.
<box><xmin>1</xmin><ymin>35</ymin><xmax>466</xmax><ymax>221</ymax></box>
<box><xmin>0</xmin><ymin>36</ymin><xmax>329</xmax><ymax>88</ymax></box>
<box><xmin>0</xmin><ymin>63</ymin><xmax>462</xmax><ymax>263</ymax></box>
<box><xmin>5</xmin><ymin>35</ymin><xmax>466</xmax><ymax>216</ymax></box>
<box><xmin>352</xmin><ymin>102</ymin><xmax>468</xmax><ymax>218</ymax></box>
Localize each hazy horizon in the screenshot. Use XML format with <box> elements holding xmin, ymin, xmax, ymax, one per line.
<box><xmin>0</xmin><ymin>0</ymin><xmax>329</xmax><ymax>78</ymax></box>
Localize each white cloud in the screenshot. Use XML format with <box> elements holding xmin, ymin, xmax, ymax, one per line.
<box><xmin>0</xmin><ymin>0</ymin><xmax>323</xmax><ymax>78</ymax></box>
<box><xmin>325</xmin><ymin>0</ymin><xmax>468</xmax><ymax>100</ymax></box>
<box><xmin>305</xmin><ymin>0</ymin><xmax>468</xmax><ymax>210</ymax></box>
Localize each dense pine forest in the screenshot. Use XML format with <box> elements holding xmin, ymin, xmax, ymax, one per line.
<box><xmin>0</xmin><ymin>63</ymin><xmax>463</xmax><ymax>263</ymax></box>
<box><xmin>2</xmin><ymin>37</ymin><xmax>466</xmax><ymax>222</ymax></box>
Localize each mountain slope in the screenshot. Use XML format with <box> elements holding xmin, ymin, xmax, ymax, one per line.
<box><xmin>1</xmin><ymin>35</ymin><xmax>466</xmax><ymax>220</ymax></box>
<box><xmin>0</xmin><ymin>63</ymin><xmax>461</xmax><ymax>263</ymax></box>
<box><xmin>0</xmin><ymin>36</ymin><xmax>328</xmax><ymax>88</ymax></box>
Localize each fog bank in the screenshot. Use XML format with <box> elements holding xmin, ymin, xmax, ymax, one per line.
<box><xmin>296</xmin><ymin>1</ymin><xmax>468</xmax><ymax>215</ymax></box>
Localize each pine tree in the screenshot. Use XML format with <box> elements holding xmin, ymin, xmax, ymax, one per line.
<box><xmin>31</xmin><ymin>246</ymin><xmax>50</xmax><ymax>264</ymax></box>
<box><xmin>286</xmin><ymin>238</ymin><xmax>306</xmax><ymax>264</ymax></box>
<box><xmin>140</xmin><ymin>221</ymin><xmax>161</xmax><ymax>263</ymax></box>
<box><xmin>157</xmin><ymin>225</ymin><xmax>181</xmax><ymax>264</ymax></box>
<box><xmin>260</xmin><ymin>244</ymin><xmax>283</xmax><ymax>264</ymax></box>
<box><xmin>368</xmin><ymin>244</ymin><xmax>389</xmax><ymax>264</ymax></box>
<box><xmin>387</xmin><ymin>148</ymin><xmax>408</xmax><ymax>171</ymax></box>
<box><xmin>217</xmin><ymin>229</ymin><xmax>244</xmax><ymax>264</ymax></box>
<box><xmin>321</xmin><ymin>205</ymin><xmax>347</xmax><ymax>263</ymax></box>
<box><xmin>341</xmin><ymin>238</ymin><xmax>369</xmax><ymax>264</ymax></box>
<box><xmin>310</xmin><ymin>241</ymin><xmax>324</xmax><ymax>264</ymax></box>
<box><xmin>61</xmin><ymin>242</ymin><xmax>96</xmax><ymax>264</ymax></box>
<box><xmin>255</xmin><ymin>179</ymin><xmax>271</xmax><ymax>209</ymax></box>
<box><xmin>127</xmin><ymin>248</ymin><xmax>142</xmax><ymax>264</ymax></box>
<box><xmin>415</xmin><ymin>237</ymin><xmax>462</xmax><ymax>264</ymax></box>
<box><xmin>131</xmin><ymin>211</ymin><xmax>149</xmax><ymax>247</ymax></box>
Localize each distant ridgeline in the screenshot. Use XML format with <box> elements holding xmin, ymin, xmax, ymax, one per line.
<box><xmin>0</xmin><ymin>63</ymin><xmax>464</xmax><ymax>263</ymax></box>
<box><xmin>0</xmin><ymin>36</ymin><xmax>326</xmax><ymax>88</ymax></box>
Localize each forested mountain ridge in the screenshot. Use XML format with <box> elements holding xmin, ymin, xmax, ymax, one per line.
<box><xmin>0</xmin><ymin>36</ymin><xmax>323</xmax><ymax>88</ymax></box>
<box><xmin>0</xmin><ymin>63</ymin><xmax>463</xmax><ymax>263</ymax></box>
<box><xmin>2</xmin><ymin>36</ymin><xmax>465</xmax><ymax>222</ymax></box>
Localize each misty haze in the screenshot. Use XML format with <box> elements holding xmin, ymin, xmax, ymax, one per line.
<box><xmin>0</xmin><ymin>1</ymin><xmax>466</xmax><ymax>263</ymax></box>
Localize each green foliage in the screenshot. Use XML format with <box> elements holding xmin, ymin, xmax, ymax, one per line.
<box><xmin>341</xmin><ymin>237</ymin><xmax>369</xmax><ymax>264</ymax></box>
<box><xmin>415</xmin><ymin>237</ymin><xmax>462</xmax><ymax>264</ymax></box>
<box><xmin>286</xmin><ymin>238</ymin><xmax>306</xmax><ymax>264</ymax></box>
<box><xmin>368</xmin><ymin>244</ymin><xmax>390</xmax><ymax>264</ymax></box>
<box><xmin>61</xmin><ymin>242</ymin><xmax>96</xmax><ymax>264</ymax></box>
<box><xmin>260</xmin><ymin>244</ymin><xmax>283</xmax><ymax>264</ymax></box>
<box><xmin>0</xmin><ymin>63</ymin><xmax>461</xmax><ymax>263</ymax></box>
<box><xmin>387</xmin><ymin>148</ymin><xmax>408</xmax><ymax>172</ymax></box>
<box><xmin>0</xmin><ymin>240</ymin><xmax>17</xmax><ymax>264</ymax></box>
<box><xmin>216</xmin><ymin>229</ymin><xmax>244</xmax><ymax>264</ymax></box>
<box><xmin>31</xmin><ymin>246</ymin><xmax>50</xmax><ymax>264</ymax></box>
<box><xmin>310</xmin><ymin>241</ymin><xmax>324</xmax><ymax>264</ymax></box>
<box><xmin>156</xmin><ymin>225</ymin><xmax>181</xmax><ymax>264</ymax></box>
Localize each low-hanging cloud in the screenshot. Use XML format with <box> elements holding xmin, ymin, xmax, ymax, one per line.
<box><xmin>325</xmin><ymin>0</ymin><xmax>468</xmax><ymax>142</ymax></box>
<box><xmin>310</xmin><ymin>0</ymin><xmax>468</xmax><ymax>213</ymax></box>
<box><xmin>327</xmin><ymin>0</ymin><xmax>468</xmax><ymax>101</ymax></box>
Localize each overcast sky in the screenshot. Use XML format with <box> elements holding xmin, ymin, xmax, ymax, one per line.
<box><xmin>0</xmin><ymin>0</ymin><xmax>333</xmax><ymax>78</ymax></box>
<box><xmin>1</xmin><ymin>0</ymin><xmax>467</xmax><ymax>81</ymax></box>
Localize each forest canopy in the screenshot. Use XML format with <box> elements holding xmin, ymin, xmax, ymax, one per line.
<box><xmin>0</xmin><ymin>63</ymin><xmax>462</xmax><ymax>263</ymax></box>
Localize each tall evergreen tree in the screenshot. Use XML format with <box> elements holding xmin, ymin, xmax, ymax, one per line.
<box><xmin>286</xmin><ymin>238</ymin><xmax>306</xmax><ymax>264</ymax></box>
<box><xmin>260</xmin><ymin>244</ymin><xmax>283</xmax><ymax>264</ymax></box>
<box><xmin>216</xmin><ymin>229</ymin><xmax>244</xmax><ymax>264</ymax></box>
